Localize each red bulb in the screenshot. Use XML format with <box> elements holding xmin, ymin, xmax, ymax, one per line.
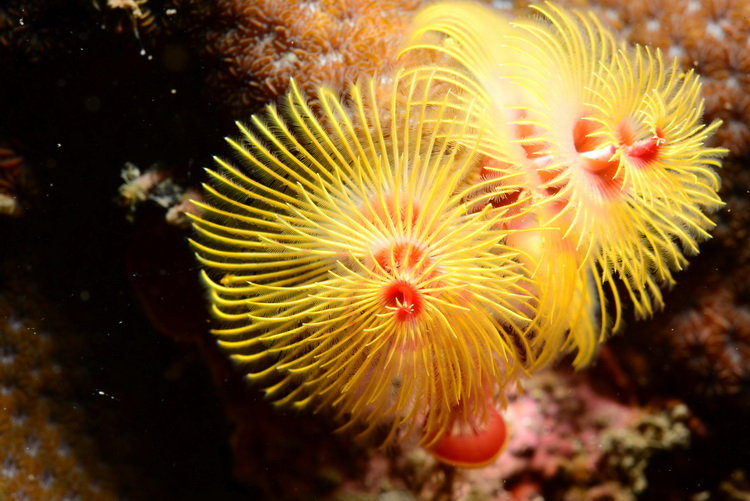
<box><xmin>382</xmin><ymin>279</ymin><xmax>423</xmax><ymax>322</ymax></box>
<box><xmin>428</xmin><ymin>405</ymin><xmax>508</xmax><ymax>468</ymax></box>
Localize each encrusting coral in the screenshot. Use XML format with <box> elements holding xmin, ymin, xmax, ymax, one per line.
<box><xmin>205</xmin><ymin>0</ymin><xmax>422</xmax><ymax>115</ymax></box>
<box><xmin>0</xmin><ymin>282</ymin><xmax>120</xmax><ymax>500</ymax></box>
<box><xmin>469</xmin><ymin>372</ymin><xmax>692</xmax><ymax>500</ymax></box>
<box><xmin>663</xmin><ymin>276</ymin><xmax>750</xmax><ymax>401</ymax></box>
<box><xmin>328</xmin><ymin>370</ymin><xmax>694</xmax><ymax>500</ymax></box>
<box><xmin>191</xmin><ymin>1</ymin><xmax>724</xmax><ymax>465</ymax></box>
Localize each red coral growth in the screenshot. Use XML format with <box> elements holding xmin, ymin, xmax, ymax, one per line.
<box><xmin>204</xmin><ymin>0</ymin><xmax>422</xmax><ymax>115</ymax></box>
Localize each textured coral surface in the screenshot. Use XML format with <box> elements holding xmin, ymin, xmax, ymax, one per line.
<box><xmin>0</xmin><ymin>280</ymin><xmax>119</xmax><ymax>500</ymax></box>
<box><xmin>204</xmin><ymin>0</ymin><xmax>421</xmax><ymax>115</ymax></box>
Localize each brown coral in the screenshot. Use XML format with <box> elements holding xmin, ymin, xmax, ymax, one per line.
<box><xmin>0</xmin><ymin>284</ymin><xmax>120</xmax><ymax>499</ymax></box>
<box><xmin>712</xmin><ymin>159</ymin><xmax>750</xmax><ymax>266</ymax></box>
<box><xmin>204</xmin><ymin>0</ymin><xmax>422</xmax><ymax>115</ymax></box>
<box><xmin>665</xmin><ymin>277</ymin><xmax>750</xmax><ymax>400</ymax></box>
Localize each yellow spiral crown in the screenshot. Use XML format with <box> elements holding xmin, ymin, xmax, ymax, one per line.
<box><xmin>191</xmin><ymin>1</ymin><xmax>725</xmax><ymax>452</ymax></box>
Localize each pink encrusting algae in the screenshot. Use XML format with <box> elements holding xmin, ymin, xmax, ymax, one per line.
<box><xmin>191</xmin><ymin>1</ymin><xmax>724</xmax><ymax>467</ymax></box>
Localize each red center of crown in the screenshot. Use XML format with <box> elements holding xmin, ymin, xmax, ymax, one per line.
<box><xmin>361</xmin><ymin>195</ymin><xmax>434</xmax><ymax>323</ymax></box>
<box><xmin>373</xmin><ymin>242</ymin><xmax>431</xmax><ymax>323</ymax></box>
<box><xmin>624</xmin><ymin>129</ymin><xmax>664</xmax><ymax>166</ymax></box>
<box><xmin>618</xmin><ymin>121</ymin><xmax>665</xmax><ymax>166</ymax></box>
<box><xmin>382</xmin><ymin>279</ymin><xmax>424</xmax><ymax>322</ymax></box>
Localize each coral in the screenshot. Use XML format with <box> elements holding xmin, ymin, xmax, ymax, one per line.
<box><xmin>204</xmin><ymin>0</ymin><xmax>422</xmax><ymax>115</ymax></box>
<box><xmin>711</xmin><ymin>155</ymin><xmax>750</xmax><ymax>266</ymax></box>
<box><xmin>328</xmin><ymin>370</ymin><xmax>694</xmax><ymax>501</ymax></box>
<box><xmin>597</xmin><ymin>404</ymin><xmax>691</xmax><ymax>494</ymax></box>
<box><xmin>662</xmin><ymin>276</ymin><xmax>750</xmax><ymax>401</ymax></box>
<box><xmin>471</xmin><ymin>376</ymin><xmax>691</xmax><ymax>500</ymax></box>
<box><xmin>480</xmin><ymin>371</ymin><xmax>689</xmax><ymax>500</ymax></box>
<box><xmin>0</xmin><ymin>281</ymin><xmax>120</xmax><ymax>499</ymax></box>
<box><xmin>201</xmin><ymin>0</ymin><xmax>549</xmax><ymax>118</ymax></box>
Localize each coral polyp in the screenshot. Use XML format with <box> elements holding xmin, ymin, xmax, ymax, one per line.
<box><xmin>190</xmin><ymin>69</ymin><xmax>546</xmax><ymax>445</ymax></box>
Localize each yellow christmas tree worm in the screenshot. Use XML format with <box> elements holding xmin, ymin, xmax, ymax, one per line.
<box><xmin>400</xmin><ymin>2</ymin><xmax>607</xmax><ymax>364</ymax></box>
<box><xmin>400</xmin><ymin>1</ymin><xmax>725</xmax><ymax>342</ymax></box>
<box><xmin>508</xmin><ymin>2</ymin><xmax>726</xmax><ymax>321</ymax></box>
<box><xmin>189</xmin><ymin>68</ymin><xmax>558</xmax><ymax>446</ymax></box>
<box><xmin>191</xmin><ymin>1</ymin><xmax>725</xmax><ymax>465</ymax></box>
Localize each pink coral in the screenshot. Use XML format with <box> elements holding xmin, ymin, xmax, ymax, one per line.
<box><xmin>327</xmin><ymin>369</ymin><xmax>694</xmax><ymax>500</ymax></box>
